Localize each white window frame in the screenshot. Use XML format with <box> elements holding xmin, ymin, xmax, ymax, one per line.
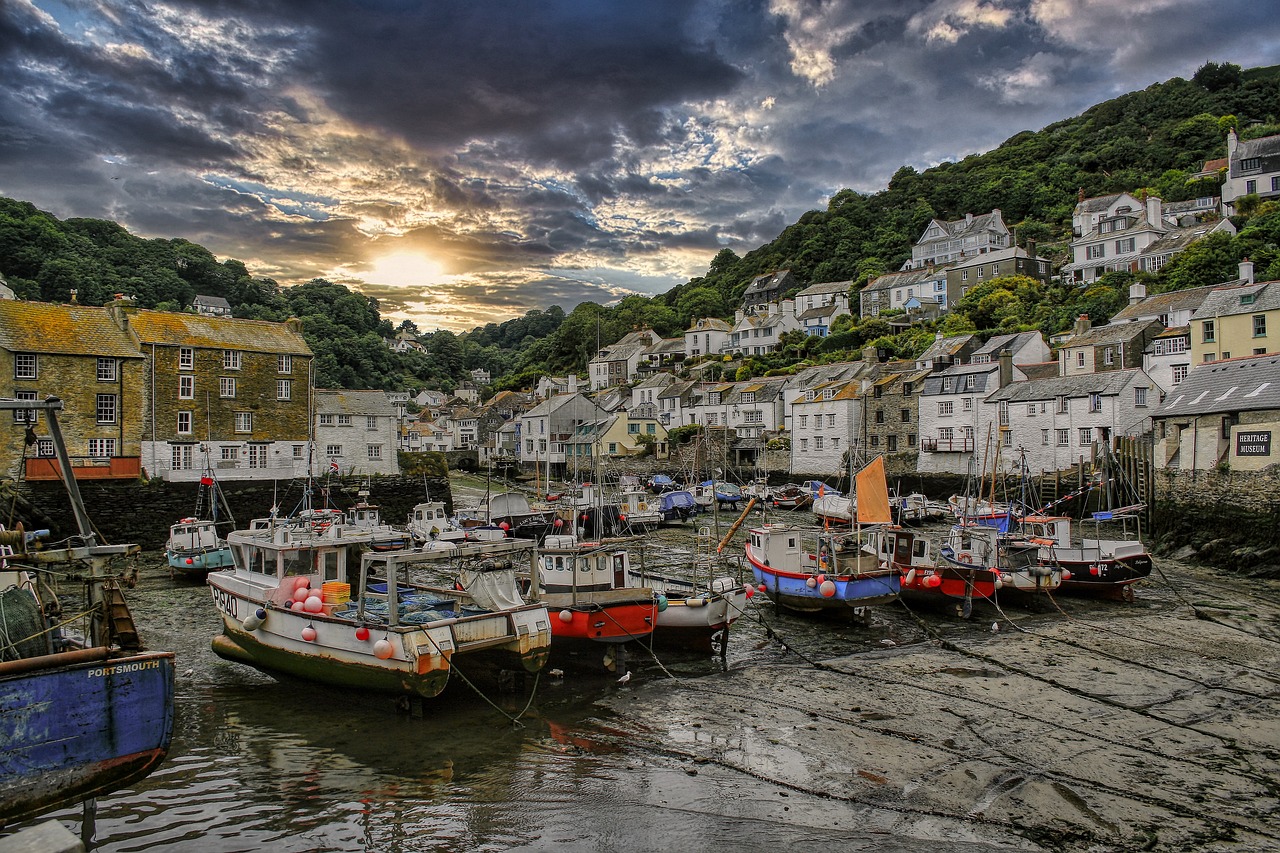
<box><xmin>97</xmin><ymin>357</ymin><xmax>117</xmax><ymax>382</ymax></box>
<box><xmin>222</xmin><ymin>350</ymin><xmax>242</xmax><ymax>370</ymax></box>
<box><xmin>179</xmin><ymin>347</ymin><xmax>194</xmax><ymax>370</ymax></box>
<box><xmin>234</xmin><ymin>412</ymin><xmax>253</xmax><ymax>433</ymax></box>
<box><xmin>220</xmin><ymin>377</ymin><xmax>237</xmax><ymax>398</ymax></box>
<box><xmin>277</xmin><ymin>379</ymin><xmax>291</xmax><ymax>401</ymax></box>
<box><xmin>14</xmin><ymin>353</ymin><xmax>36</xmax><ymax>380</ymax></box>
<box><xmin>96</xmin><ymin>394</ymin><xmax>116</xmax><ymax>424</ymax></box>
<box><xmin>278</xmin><ymin>354</ymin><xmax>293</xmax><ymax>374</ymax></box>
<box><xmin>179</xmin><ymin>375</ymin><xmax>194</xmax><ymax>400</ymax></box>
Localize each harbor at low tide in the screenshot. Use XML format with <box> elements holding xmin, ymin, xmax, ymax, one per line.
<box><xmin>4</xmin><ymin>482</ymin><xmax>1279</xmax><ymax>852</ymax></box>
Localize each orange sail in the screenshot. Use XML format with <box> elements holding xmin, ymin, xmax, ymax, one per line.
<box><xmin>855</xmin><ymin>456</ymin><xmax>892</xmax><ymax>525</ymax></box>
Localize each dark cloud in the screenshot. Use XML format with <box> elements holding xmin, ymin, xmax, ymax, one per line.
<box><xmin>0</xmin><ymin>1</ymin><xmax>1277</xmax><ymax>330</ymax></box>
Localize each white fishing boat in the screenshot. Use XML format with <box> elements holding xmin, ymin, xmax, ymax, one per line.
<box><xmin>407</xmin><ymin>501</ymin><xmax>507</xmax><ymax>548</ymax></box>
<box><xmin>616</xmin><ymin>488</ymin><xmax>663</xmax><ymax>533</ymax></box>
<box><xmin>165</xmin><ymin>460</ymin><xmax>235</xmax><ymax>576</ymax></box>
<box><xmin>208</xmin><ymin>512</ymin><xmax>552</xmax><ymax>700</ymax></box>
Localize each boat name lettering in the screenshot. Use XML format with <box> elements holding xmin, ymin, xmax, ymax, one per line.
<box><xmin>1235</xmin><ymin>430</ymin><xmax>1271</xmax><ymax>456</ymax></box>
<box><xmin>88</xmin><ymin>659</ymin><xmax>161</xmax><ymax>678</ymax></box>
<box><xmin>211</xmin><ymin>586</ymin><xmax>239</xmax><ymax>618</ymax></box>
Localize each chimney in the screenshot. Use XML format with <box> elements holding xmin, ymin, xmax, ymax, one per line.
<box><xmin>1146</xmin><ymin>196</ymin><xmax>1162</xmax><ymax>225</ymax></box>
<box><xmin>935</xmin><ymin>331</ymin><xmax>944</xmax><ymax>341</ymax></box>
<box><xmin>1074</xmin><ymin>314</ymin><xmax>1091</xmax><ymax>337</ymax></box>
<box><xmin>1026</xmin><ymin>239</ymin><xmax>1037</xmax><ymax>259</ymax></box>
<box><xmin>1240</xmin><ymin>259</ymin><xmax>1255</xmax><ymax>285</ymax></box>
<box><xmin>1078</xmin><ymin>187</ymin><xmax>1085</xmax><ymax>203</ymax></box>
<box><xmin>1227</xmin><ymin>128</ymin><xmax>1238</xmax><ymax>159</ymax></box>
<box><xmin>734</xmin><ymin>308</ymin><xmax>744</xmax><ymax>324</ymax></box>
<box><xmin>998</xmin><ymin>349</ymin><xmax>1013</xmax><ymax>388</ymax></box>
<box><xmin>965</xmin><ymin>213</ymin><xmax>973</xmax><ymax>225</ymax></box>
<box><xmin>1128</xmin><ymin>282</ymin><xmax>1146</xmax><ymax>305</ymax></box>
<box><xmin>862</xmin><ymin>345</ymin><xmax>878</xmax><ymax>363</ymax></box>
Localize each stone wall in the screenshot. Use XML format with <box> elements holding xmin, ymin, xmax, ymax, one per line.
<box><xmin>1151</xmin><ymin>465</ymin><xmax>1280</xmax><ymax>575</ymax></box>
<box><xmin>8</xmin><ymin>474</ymin><xmax>451</xmax><ymax>552</ymax></box>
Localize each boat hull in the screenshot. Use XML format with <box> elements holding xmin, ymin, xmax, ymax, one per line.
<box><xmin>1055</xmin><ymin>553</ymin><xmax>1153</xmax><ymax>598</ymax></box>
<box><xmin>166</xmin><ymin>545</ymin><xmax>235</xmax><ymax>575</ymax></box>
<box><xmin>544</xmin><ymin>597</ymin><xmax>657</xmax><ymax>647</ymax></box>
<box><xmin>652</xmin><ymin>589</ymin><xmax>748</xmax><ymax>652</ymax></box>
<box><xmin>898</xmin><ymin>567</ymin><xmax>998</xmax><ymax>613</ymax></box>
<box><xmin>0</xmin><ymin>649</ymin><xmax>176</xmax><ymax>826</ymax></box>
<box><xmin>746</xmin><ymin>548</ymin><xmax>898</xmax><ymax>613</ymax></box>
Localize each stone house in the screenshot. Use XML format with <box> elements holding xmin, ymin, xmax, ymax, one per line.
<box><xmin>1135</xmin><ymin>219</ymin><xmax>1236</xmax><ymax>274</ymax></box>
<box><xmin>314</xmin><ymin>389</ymin><xmax>400</xmax><ymax>477</ymax></box>
<box><xmin>943</xmin><ymin>246</ymin><xmax>1051</xmax><ymax>306</ymax></box>
<box><xmin>862</xmin><ymin>366</ymin><xmax>932</xmax><ymax>459</ymax></box>
<box><xmin>1153</xmin><ymin>353</ymin><xmax>1280</xmax><ymax>472</ymax></box>
<box><xmin>729</xmin><ymin>301</ymin><xmax>799</xmax><ymax>355</ymax></box>
<box><xmin>914</xmin><ymin>333</ymin><xmax>979</xmax><ymax>372</ymax></box>
<box><xmin>859</xmin><ymin>266</ymin><xmax>950</xmax><ymax>318</ymax></box>
<box><xmin>656</xmin><ymin>379</ymin><xmax>697</xmax><ymax>427</ymax></box>
<box><xmin>589</xmin><ymin>329</ymin><xmax>660</xmax><ymax>390</ymax></box>
<box><xmin>124</xmin><ymin>306</ymin><xmax>313</xmax><ymax>482</ymax></box>
<box><xmin>740</xmin><ymin>270</ymin><xmax>797</xmax><ymax>309</ymax></box>
<box><xmin>567</xmin><ymin>411</ymin><xmax>668</xmax><ymax>461</ymax></box>
<box><xmin>781</xmin><ymin>361</ymin><xmax>868</xmax><ymax>431</ymax></box>
<box><xmin>631</xmin><ymin>373</ymin><xmax>674</xmax><ymax>411</ymax></box>
<box><xmin>916</xmin><ymin>353</ymin><xmax>1024</xmax><ymax>474</ymax></box>
<box><xmin>687</xmin><ymin>378</ymin><xmax>787</xmax><ymax>440</ymax></box>
<box><xmin>1057</xmin><ymin>316</ymin><xmax>1165</xmax><ymax>376</ymax></box>
<box><xmin>985</xmin><ymin>368</ymin><xmax>1160</xmax><ymax>474</ymax></box>
<box><xmin>0</xmin><ymin>300</ymin><xmax>147</xmax><ymax>481</ymax></box>
<box><xmin>192</xmin><ymin>295</ymin><xmax>233</xmax><ymax>317</ymax></box>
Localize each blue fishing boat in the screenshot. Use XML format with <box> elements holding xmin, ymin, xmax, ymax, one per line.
<box><xmin>165</xmin><ymin>458</ymin><xmax>236</xmax><ymax>576</ymax></box>
<box><xmin>0</xmin><ymin>396</ymin><xmax>176</xmax><ymax>829</ymax></box>
<box><xmin>655</xmin><ymin>489</ymin><xmax>697</xmax><ymax>523</ymax></box>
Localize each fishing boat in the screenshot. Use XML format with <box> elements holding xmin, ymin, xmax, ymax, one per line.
<box><xmin>617</xmin><ymin>488</ymin><xmax>663</xmax><ymax>533</ymax></box>
<box><xmin>945</xmin><ymin>522</ymin><xmax>1065</xmax><ymax>595</ymax></box>
<box><xmin>654</xmin><ymin>488</ymin><xmax>698</xmax><ymax>524</ymax></box>
<box><xmin>883</xmin><ymin>525</ymin><xmax>1000</xmax><ymax>617</ymax></box>
<box><xmin>764</xmin><ymin>483</ymin><xmax>813</xmax><ymax>510</ymax></box>
<box><xmin>408</xmin><ymin>501</ymin><xmax>506</xmax><ymax>546</ymax></box>
<box><xmin>0</xmin><ymin>397</ymin><xmax>175</xmax><ymax>830</ymax></box>
<box><xmin>536</xmin><ymin>534</ymin><xmax>657</xmax><ymax>670</ymax></box>
<box><xmin>746</xmin><ymin>457</ymin><xmax>899</xmax><ymax>614</ymax></box>
<box><xmin>1018</xmin><ymin>510</ymin><xmax>1152</xmax><ymax>600</ymax></box>
<box><xmin>464</xmin><ymin>492</ymin><xmax>557</xmax><ymax>542</ymax></box>
<box><xmin>694</xmin><ymin>480</ymin><xmax>743</xmax><ymax>510</ymax></box>
<box><xmin>812</xmin><ymin>492</ymin><xmax>854</xmax><ymax>525</ymax></box>
<box><xmin>628</xmin><ymin>526</ymin><xmax>750</xmax><ymax>654</ymax></box>
<box><xmin>646</xmin><ymin>473</ymin><xmax>678</xmax><ymax>494</ymax></box>
<box><xmin>208</xmin><ymin>511</ymin><xmax>552</xmax><ymax>700</ymax></box>
<box><xmin>343</xmin><ymin>486</ymin><xmax>412</xmax><ymax>552</ymax></box>
<box><xmin>164</xmin><ymin>460</ymin><xmax>236</xmax><ymax>576</ymax></box>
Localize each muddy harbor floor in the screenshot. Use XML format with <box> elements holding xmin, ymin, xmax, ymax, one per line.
<box><xmin>578</xmin><ymin>559</ymin><xmax>1280</xmax><ymax>852</ymax></box>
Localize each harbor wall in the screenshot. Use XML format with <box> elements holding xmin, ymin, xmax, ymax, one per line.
<box><xmin>4</xmin><ymin>473</ymin><xmax>452</xmax><ymax>552</ymax></box>
<box><xmin>1150</xmin><ymin>466</ymin><xmax>1280</xmax><ymax>576</ymax></box>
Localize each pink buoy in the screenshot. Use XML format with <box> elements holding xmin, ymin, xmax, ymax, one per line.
<box><xmin>558</xmin><ymin>609</ymin><xmax>574</xmax><ymax>623</ymax></box>
<box><xmin>500</xmin><ymin>522</ymin><xmax>510</xmax><ymax>531</ymax></box>
<box><xmin>554</xmin><ymin>518</ymin><xmax>563</xmax><ymax>527</ymax></box>
<box><xmin>757</xmin><ymin>583</ymin><xmax>767</xmax><ymax>593</ymax></box>
<box><xmin>744</xmin><ymin>586</ymin><xmax>755</xmax><ymax>599</ymax></box>
<box><xmin>305</xmin><ymin>595</ymin><xmax>324</xmax><ymax>613</ymax></box>
<box><xmin>290</xmin><ymin>600</ymin><xmax>306</xmax><ymax>612</ymax></box>
<box><xmin>294</xmin><ymin>576</ymin><xmax>310</xmax><ymax>590</ymax></box>
<box><xmin>805</xmin><ymin>576</ymin><xmax>817</xmax><ymax>588</ymax></box>
<box><xmin>185</xmin><ymin>557</ymin><xmax>194</xmax><ymax>565</ymax></box>
<box><xmin>301</xmin><ymin>626</ymin><xmax>317</xmax><ymax>642</ymax></box>
<box><xmin>373</xmin><ymin>639</ymin><xmax>394</xmax><ymax>659</ymax></box>
<box><xmin>816</xmin><ymin>573</ymin><xmax>826</xmax><ymax>584</ymax></box>
<box><xmin>1089</xmin><ymin>566</ymin><xmax>1100</xmax><ymax>576</ymax></box>
<box><xmin>355</xmin><ymin>626</ymin><xmax>371</xmax><ymax>641</ymax></box>
<box><xmin>1061</xmin><ymin>570</ymin><xmax>1072</xmax><ymax>581</ymax></box>
<box><xmin>819</xmin><ymin>580</ymin><xmax>836</xmax><ymax>597</ymax></box>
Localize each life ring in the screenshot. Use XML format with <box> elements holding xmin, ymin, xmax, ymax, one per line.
<box><xmin>957</xmin><ymin>551</ymin><xmax>975</xmax><ymax>565</ymax></box>
<box><xmin>638</xmin><ymin>502</ymin><xmax>648</xmax><ymax>512</ymax></box>
<box><xmin>181</xmin><ymin>517</ymin><xmax>196</xmax><ymax>523</ymax></box>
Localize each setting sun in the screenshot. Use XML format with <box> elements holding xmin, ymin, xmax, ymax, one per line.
<box><xmin>364</xmin><ymin>252</ymin><xmax>444</xmax><ymax>288</ymax></box>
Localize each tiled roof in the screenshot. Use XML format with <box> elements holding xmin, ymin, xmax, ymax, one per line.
<box><xmin>1060</xmin><ymin>319</ymin><xmax>1161</xmax><ymax>349</ymax></box>
<box><xmin>798</xmin><ymin>305</ymin><xmax>838</xmax><ymax>321</ymax></box>
<box><xmin>0</xmin><ymin>301</ymin><xmax>142</xmax><ymax>358</ymax></box>
<box><xmin>744</xmin><ymin>270</ymin><xmax>791</xmax><ymax>295</ymax></box>
<box><xmin>1235</xmin><ymin>133</ymin><xmax>1280</xmax><ymax>160</ymax></box>
<box><xmin>917</xmin><ymin>334</ymin><xmax>975</xmax><ymax>363</ymax></box>
<box><xmin>686</xmin><ymin>317</ymin><xmax>731</xmax><ymax>332</ymax></box>
<box><xmin>973</xmin><ymin>331</ymin><xmax>1042</xmax><ymax>357</ymax></box>
<box><xmin>1155</xmin><ymin>354</ymin><xmax>1280</xmax><ymax>417</ymax></box>
<box><xmin>127</xmin><ymin>308</ymin><xmax>312</xmax><ymax>354</ymax></box>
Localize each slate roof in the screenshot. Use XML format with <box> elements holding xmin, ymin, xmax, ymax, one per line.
<box><xmin>648</xmin><ymin>337</ymin><xmax>685</xmax><ymax>354</ymax></box>
<box><xmin>1155</xmin><ymin>354</ymin><xmax>1280</xmax><ymax>417</ymax></box>
<box><xmin>127</xmin><ymin>308</ymin><xmax>312</xmax><ymax>354</ymax></box>
<box><xmin>523</xmin><ymin>392</ymin><xmax>594</xmax><ymax>418</ymax></box>
<box><xmin>917</xmin><ymin>334</ymin><xmax>976</xmax><ymax>364</ymax></box>
<box><xmin>0</xmin><ymin>301</ymin><xmax>142</xmax><ymax>358</ymax></box>
<box><xmin>798</xmin><ymin>305</ymin><xmax>839</xmax><ymax>321</ymax></box>
<box><xmin>865</xmin><ymin>266</ymin><xmax>949</xmax><ymax>293</ymax></box>
<box><xmin>985</xmin><ymin>369</ymin><xmax>1146</xmax><ymax>404</ymax></box>
<box><xmin>1139</xmin><ymin>223</ymin><xmax>1228</xmax><ymax>259</ymax></box>
<box><xmin>743</xmin><ymin>270</ymin><xmax>791</xmax><ymax>296</ymax></box>
<box><xmin>1191</xmin><ymin>281</ymin><xmax>1280</xmax><ymax>319</ymax></box>
<box><xmin>1060</xmin><ymin>319</ymin><xmax>1162</xmax><ymax>349</ymax></box>
<box><xmin>1233</xmin><ymin>132</ymin><xmax>1280</xmax><ymax>162</ymax></box>
<box><xmin>920</xmin><ymin>362</ymin><xmax>1001</xmax><ymax>396</ymax></box>
<box><xmin>193</xmin><ymin>295</ymin><xmax>232</xmax><ymax>310</ymax></box>
<box><xmin>315</xmin><ymin>389</ymin><xmax>395</xmax><ymax>415</ymax></box>
<box><xmin>795</xmin><ymin>280</ymin><xmax>851</xmax><ymax>297</ymax></box>
<box><xmin>633</xmin><ymin>373</ymin><xmax>675</xmax><ymax>390</ymax></box>
<box><xmin>1018</xmin><ymin>362</ymin><xmax>1061</xmax><ymax>381</ymax></box>
<box><xmin>1074</xmin><ymin>193</ymin><xmax>1127</xmax><ymax>214</ymax></box>
<box><xmin>918</xmin><ymin>211</ymin><xmax>1004</xmax><ymax>244</ymax></box>
<box><xmin>686</xmin><ymin>317</ymin><xmax>731</xmax><ymax>332</ymax></box>
<box><xmin>1111</xmin><ymin>285</ymin><xmax>1218</xmax><ymax>323</ymax></box>
<box><xmin>658</xmin><ymin>379</ymin><xmax>697</xmax><ymax>401</ymax></box>
<box><xmin>972</xmin><ymin>331</ymin><xmax>1042</xmax><ymax>358</ymax></box>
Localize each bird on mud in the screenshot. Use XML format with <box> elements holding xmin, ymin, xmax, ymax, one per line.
<box><xmin>548</xmin><ymin>668</ymin><xmax>564</xmax><ymax>678</ymax></box>
<box><xmin>991</xmin><ymin>622</ymin><xmax>1000</xmax><ymax>633</ymax></box>
<box><xmin>617</xmin><ymin>670</ymin><xmax>632</xmax><ymax>684</ymax></box>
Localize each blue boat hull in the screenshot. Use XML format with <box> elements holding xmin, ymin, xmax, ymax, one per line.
<box><xmin>0</xmin><ymin>649</ymin><xmax>176</xmax><ymax>826</ymax></box>
<box><xmin>747</xmin><ymin>554</ymin><xmax>899</xmax><ymax>613</ymax></box>
<box><xmin>168</xmin><ymin>546</ymin><xmax>235</xmax><ymax>574</ymax></box>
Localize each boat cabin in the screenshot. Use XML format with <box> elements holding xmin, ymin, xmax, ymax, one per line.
<box><xmin>539</xmin><ymin>535</ymin><xmax>631</xmax><ymax>595</ymax></box>
<box><xmin>167</xmin><ymin>518</ymin><xmax>221</xmax><ymax>552</ymax></box>
<box><xmin>747</xmin><ymin>524</ymin><xmax>880</xmax><ymax>575</ymax></box>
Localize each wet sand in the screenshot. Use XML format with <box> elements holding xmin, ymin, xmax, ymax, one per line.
<box><xmin>590</xmin><ymin>563</ymin><xmax>1280</xmax><ymax>852</ymax></box>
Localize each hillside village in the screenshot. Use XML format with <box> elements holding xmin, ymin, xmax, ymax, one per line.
<box><xmin>3</xmin><ymin>126</ymin><xmax>1279</xmax><ymax>489</ymax></box>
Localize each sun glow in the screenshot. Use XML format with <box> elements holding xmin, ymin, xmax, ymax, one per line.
<box><xmin>364</xmin><ymin>252</ymin><xmax>444</xmax><ymax>288</ymax></box>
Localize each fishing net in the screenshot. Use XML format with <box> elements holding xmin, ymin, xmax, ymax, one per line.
<box><xmin>0</xmin><ymin>584</ymin><xmax>48</xmax><ymax>661</ymax></box>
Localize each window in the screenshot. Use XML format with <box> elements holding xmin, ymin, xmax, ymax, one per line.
<box><xmin>1056</xmin><ymin>429</ymin><xmax>1069</xmax><ymax>447</ymax></box>
<box><xmin>171</xmin><ymin>444</ymin><xmax>192</xmax><ymax>469</ymax></box>
<box><xmin>221</xmin><ymin>446</ymin><xmax>239</xmax><ymax>461</ymax></box>
<box><xmin>1076</xmin><ymin>351</ymin><xmax>1086</xmax><ymax>367</ymax></box>
<box><xmin>1154</xmin><ymin>337</ymin><xmax>1188</xmax><ymax>355</ymax></box>
<box><xmin>708</xmin><ymin>412</ymin><xmax>719</xmax><ymax>426</ymax></box>
<box><xmin>1027</xmin><ymin>404</ymin><xmax>1037</xmax><ymax>416</ymax></box>
<box><xmin>744</xmin><ymin>410</ymin><xmax>763</xmax><ymax>424</ymax></box>
<box><xmin>326</xmin><ymin>444</ymin><xmax>342</xmax><ymax>458</ymax></box>
<box><xmin>870</xmin><ymin>435</ymin><xmax>880</xmax><ymax>447</ymax></box>
<box><xmin>799</xmin><ymin>438</ymin><xmax>808</xmax><ymax>451</ymax></box>
<box><xmin>964</xmin><ymin>375</ymin><xmax>974</xmax><ymax>390</ymax></box>
<box><xmin>1002</xmin><ymin>429</ymin><xmax>1012</xmax><ymax>447</ymax></box>
<box><xmin>36</xmin><ymin>438</ymin><xmax>53</xmax><ymax>457</ymax></box>
<box><xmin>1241</xmin><ymin>157</ymin><xmax>1261</xmax><ymax>171</ymax></box>
<box><xmin>179</xmin><ymin>375</ymin><xmax>194</xmax><ymax>399</ymax></box>
<box><xmin>1172</xmin><ymin>364</ymin><xmax>1188</xmax><ymax>385</ymax></box>
<box><xmin>939</xmin><ymin>427</ymin><xmax>954</xmax><ymax>441</ymax></box>
<box><xmin>526</xmin><ymin>439</ymin><xmax>533</xmax><ymax>453</ymax></box>
<box><xmin>96</xmin><ymin>394</ymin><xmax>116</xmax><ymax>424</ymax></box>
<box><xmin>1042</xmin><ymin>429</ymin><xmax>1050</xmax><ymax>445</ymax></box>
<box><xmin>277</xmin><ymin>379</ymin><xmax>292</xmax><ymax>401</ymax></box>
<box><xmin>1089</xmin><ymin>393</ymin><xmax>1102</xmax><ymax>412</ymax></box>
<box><xmin>293</xmin><ymin>445</ymin><xmax>305</xmax><ymax>459</ymax></box>
<box><xmin>222</xmin><ymin>350</ymin><xmax>241</xmax><ymax>370</ymax></box>
<box><xmin>278</xmin><ymin>354</ymin><xmax>292</xmax><ymax>373</ymax></box>
<box><xmin>234</xmin><ymin>412</ymin><xmax>253</xmax><ymax>433</ymax></box>
<box><xmin>176</xmin><ymin>411</ymin><xmax>192</xmax><ymax>434</ymax></box>
<box><xmin>368</xmin><ymin>445</ymin><xmax>383</xmax><ymax>460</ymax></box>
<box><xmin>961</xmin><ymin>270</ymin><xmax>968</xmax><ymax>281</ymax></box>
<box><xmin>963</xmin><ymin>398</ymin><xmax>973</xmax><ymax>411</ymax></box>
<box><xmin>1135</xmin><ymin>387</ymin><xmax>1148</xmax><ymax>407</ymax></box>
<box><xmin>1246</xmin><ymin>180</ymin><xmax>1257</xmax><ymax>194</ymax></box>
<box><xmin>1115</xmin><ymin>238</ymin><xmax>1135</xmax><ymax>254</ymax></box>
<box><xmin>999</xmin><ymin>401</ymin><xmax>1010</xmax><ymax>426</ymax></box>
<box><xmin>799</xmin><ymin>414</ymin><xmax>808</xmax><ymax>428</ymax></box>
<box><xmin>815</xmin><ymin>436</ymin><xmax>824</xmax><ymax>450</ymax></box>
<box><xmin>827</xmin><ymin>413</ymin><xmax>836</xmax><ymax>427</ymax></box>
<box><xmin>88</xmin><ymin>438</ymin><xmax>116</xmax><ymax>458</ymax></box>
<box><xmin>248</xmin><ymin>445</ymin><xmax>268</xmax><ymax>469</ymax></box>
<box><xmin>901</xmin><ymin>408</ymin><xmax>911</xmax><ymax>423</ymax></box>
<box><xmin>97</xmin><ymin>358</ymin><xmax>117</xmax><ymax>382</ymax></box>
<box><xmin>1274</xmin><ymin>176</ymin><xmax>1280</xmax><ymax>192</ymax></box>
<box><xmin>14</xmin><ymin>353</ymin><xmax>36</xmax><ymax>380</ymax></box>
<box><xmin>13</xmin><ymin>390</ymin><xmax>36</xmax><ymax>424</ymax></box>
<box><xmin>179</xmin><ymin>347</ymin><xmax>194</xmax><ymax>370</ymax></box>
<box><xmin>1079</xmin><ymin>427</ymin><xmax>1093</xmax><ymax>445</ymax></box>
<box><xmin>741</xmin><ymin>391</ymin><xmax>755</xmax><ymax>403</ymax></box>
<box><xmin>220</xmin><ymin>377</ymin><xmax>237</xmax><ymax>398</ymax></box>
<box><xmin>907</xmin><ymin>434</ymin><xmax>916</xmax><ymax>447</ymax></box>
<box><xmin>977</xmin><ymin>266</ymin><xmax>985</xmax><ymax>278</ymax></box>
<box><xmin>887</xmin><ymin>435</ymin><xmax>898</xmax><ymax>452</ymax></box>
<box><xmin>647</xmin><ymin>423</ymin><xmax>656</xmax><ymax>434</ymax></box>
<box><xmin>831</xmin><ymin>437</ymin><xmax>839</xmax><ymax>448</ymax></box>
<box><xmin>1086</xmin><ymin>244</ymin><xmax>1105</xmax><ymax>260</ymax></box>
<box><xmin>1254</xmin><ymin>315</ymin><xmax>1267</xmax><ymax>337</ymax></box>
<box><xmin>1057</xmin><ymin>396</ymin><xmax>1069</xmax><ymax>414</ymax></box>
<box><xmin>1103</xmin><ymin>348</ymin><xmax>1114</xmax><ymax>366</ymax></box>
<box><xmin>938</xmin><ymin>401</ymin><xmax>953</xmax><ymax>416</ymax></box>
<box><xmin>337</xmin><ymin>415</ymin><xmax>352</xmax><ymax>426</ymax></box>
<box><xmin>628</xmin><ymin>423</ymin><xmax>640</xmax><ymax>434</ymax></box>
<box><xmin>608</xmin><ymin>442</ymin><xmax>618</xmax><ymax>454</ymax></box>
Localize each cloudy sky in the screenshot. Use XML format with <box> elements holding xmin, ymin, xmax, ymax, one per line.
<box><xmin>1</xmin><ymin>1</ymin><xmax>1276</xmax><ymax>332</ymax></box>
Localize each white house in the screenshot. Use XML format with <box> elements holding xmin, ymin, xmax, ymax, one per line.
<box><xmin>686</xmin><ymin>379</ymin><xmax>786</xmax><ymax>438</ymax></box>
<box><xmin>916</xmin><ymin>357</ymin><xmax>1022</xmax><ymax>475</ymax></box>
<box><xmin>518</xmin><ymin>392</ymin><xmax>603</xmax><ymax>473</ymax></box>
<box><xmin>535</xmin><ymin>374</ymin><xmax>578</xmax><ymax>399</ymax></box>
<box><xmin>656</xmin><ymin>379</ymin><xmax>697</xmax><ymax>427</ymax></box>
<box><xmin>781</xmin><ymin>361</ymin><xmax>867</xmax><ymax>431</ymax></box>
<box><xmin>859</xmin><ymin>266</ymin><xmax>950</xmax><ymax>317</ymax></box>
<box><xmin>789</xmin><ymin>379</ymin><xmax>863</xmax><ymax>476</ymax></box>
<box><xmin>1223</xmin><ymin>130</ymin><xmax>1280</xmax><ymax>214</ymax></box>
<box><xmin>684</xmin><ymin>317</ymin><xmax>731</xmax><ymax>359</ymax></box>
<box><xmin>985</xmin><ymin>368</ymin><xmax>1160</xmax><ymax>474</ymax></box>
<box><xmin>1061</xmin><ymin>194</ymin><xmax>1168</xmax><ymax>284</ymax></box>
<box><xmin>794</xmin><ymin>280</ymin><xmax>852</xmax><ymax>337</ymax></box>
<box><xmin>729</xmin><ymin>301</ymin><xmax>799</xmax><ymax>355</ymax></box>
<box><xmin>908</xmin><ymin>210</ymin><xmax>1010</xmax><ymax>270</ymax></box>
<box><xmin>314</xmin><ymin>389</ymin><xmax>400</xmax><ymax>477</ymax></box>
<box><xmin>631</xmin><ymin>372</ymin><xmax>675</xmax><ymax>411</ymax></box>
<box><xmin>589</xmin><ymin>329</ymin><xmax>661</xmax><ymax>390</ymax></box>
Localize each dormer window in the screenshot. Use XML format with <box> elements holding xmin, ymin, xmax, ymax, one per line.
<box><xmin>1241</xmin><ymin>293</ymin><xmax>1256</xmax><ymax>305</ymax></box>
<box><xmin>1240</xmin><ymin>157</ymin><xmax>1261</xmax><ymax>172</ymax></box>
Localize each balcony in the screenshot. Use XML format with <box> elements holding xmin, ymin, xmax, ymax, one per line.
<box><xmin>25</xmin><ymin>456</ymin><xmax>142</xmax><ymax>481</ymax></box>
<box><xmin>920</xmin><ymin>438</ymin><xmax>975</xmax><ymax>453</ymax></box>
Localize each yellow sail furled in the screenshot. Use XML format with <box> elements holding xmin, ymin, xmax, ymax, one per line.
<box><xmin>855</xmin><ymin>456</ymin><xmax>892</xmax><ymax>525</ymax></box>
